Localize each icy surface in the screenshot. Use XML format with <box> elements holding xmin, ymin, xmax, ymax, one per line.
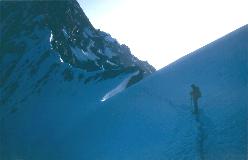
<box><xmin>62</xmin><ymin>28</ymin><xmax>69</xmax><ymax>39</ymax></box>
<box><xmin>91</xmin><ymin>25</ymin><xmax>248</xmax><ymax>160</ymax></box>
<box><xmin>49</xmin><ymin>30</ymin><xmax>53</xmax><ymax>49</ymax></box>
<box><xmin>106</xmin><ymin>60</ymin><xmax>117</xmax><ymax>66</ymax></box>
<box><xmin>59</xmin><ymin>56</ymin><xmax>64</xmax><ymax>63</ymax></box>
<box><xmin>101</xmin><ymin>71</ymin><xmax>140</xmax><ymax>102</ymax></box>
<box><xmin>0</xmin><ymin>17</ymin><xmax>247</xmax><ymax>160</ymax></box>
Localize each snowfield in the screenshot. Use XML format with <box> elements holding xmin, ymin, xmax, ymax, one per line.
<box><xmin>92</xmin><ymin>25</ymin><xmax>248</xmax><ymax>160</ymax></box>
<box><xmin>69</xmin><ymin>25</ymin><xmax>247</xmax><ymax>160</ymax></box>
<box><xmin>1</xmin><ymin>25</ymin><xmax>247</xmax><ymax>159</ymax></box>
<box><xmin>0</xmin><ymin>4</ymin><xmax>247</xmax><ymax>158</ymax></box>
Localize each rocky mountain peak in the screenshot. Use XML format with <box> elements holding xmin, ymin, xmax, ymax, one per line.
<box><xmin>0</xmin><ymin>0</ymin><xmax>155</xmax><ymax>108</ymax></box>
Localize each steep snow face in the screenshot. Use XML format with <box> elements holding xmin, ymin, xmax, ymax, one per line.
<box><xmin>1</xmin><ymin>23</ymin><xmax>247</xmax><ymax>159</ymax></box>
<box><xmin>21</xmin><ymin>25</ymin><xmax>245</xmax><ymax>160</ymax></box>
<box><xmin>87</xmin><ymin>25</ymin><xmax>247</xmax><ymax>160</ymax></box>
<box><xmin>0</xmin><ymin>1</ymin><xmax>247</xmax><ymax>159</ymax></box>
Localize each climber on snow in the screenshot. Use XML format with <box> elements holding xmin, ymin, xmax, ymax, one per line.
<box><xmin>190</xmin><ymin>84</ymin><xmax>201</xmax><ymax>114</ymax></box>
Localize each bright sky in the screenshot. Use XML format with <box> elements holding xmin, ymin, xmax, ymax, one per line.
<box><xmin>79</xmin><ymin>0</ymin><xmax>247</xmax><ymax>69</ymax></box>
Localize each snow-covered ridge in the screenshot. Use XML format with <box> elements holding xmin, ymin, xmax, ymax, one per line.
<box><xmin>0</xmin><ymin>0</ymin><xmax>156</xmax><ymax>125</ymax></box>
<box><xmin>2</xmin><ymin>1</ymin><xmax>246</xmax><ymax>160</ymax></box>
<box><xmin>2</xmin><ymin>24</ymin><xmax>246</xmax><ymax>160</ymax></box>
<box><xmin>0</xmin><ymin>0</ymin><xmax>155</xmax><ymax>111</ymax></box>
<box><xmin>84</xmin><ymin>24</ymin><xmax>248</xmax><ymax>160</ymax></box>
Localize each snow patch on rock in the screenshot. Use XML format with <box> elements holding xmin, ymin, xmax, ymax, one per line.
<box><xmin>101</xmin><ymin>71</ymin><xmax>140</xmax><ymax>102</ymax></box>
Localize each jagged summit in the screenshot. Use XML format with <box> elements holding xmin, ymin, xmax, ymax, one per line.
<box><xmin>0</xmin><ymin>0</ymin><xmax>154</xmax><ymax>79</ymax></box>
<box><xmin>0</xmin><ymin>0</ymin><xmax>155</xmax><ymax>108</ymax></box>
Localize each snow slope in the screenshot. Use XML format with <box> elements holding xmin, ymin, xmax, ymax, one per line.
<box><xmin>0</xmin><ymin>2</ymin><xmax>247</xmax><ymax>158</ymax></box>
<box><xmin>72</xmin><ymin>25</ymin><xmax>247</xmax><ymax>160</ymax></box>
<box><xmin>1</xmin><ymin>24</ymin><xmax>246</xmax><ymax>159</ymax></box>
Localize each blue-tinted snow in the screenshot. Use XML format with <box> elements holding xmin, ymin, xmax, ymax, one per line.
<box><xmin>62</xmin><ymin>28</ymin><xmax>69</xmax><ymax>39</ymax></box>
<box><xmin>101</xmin><ymin>71</ymin><xmax>140</xmax><ymax>102</ymax></box>
<box><xmin>89</xmin><ymin>25</ymin><xmax>248</xmax><ymax>160</ymax></box>
<box><xmin>1</xmin><ymin>25</ymin><xmax>247</xmax><ymax>160</ymax></box>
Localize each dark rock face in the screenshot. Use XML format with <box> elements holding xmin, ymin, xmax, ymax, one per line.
<box><xmin>0</xmin><ymin>0</ymin><xmax>155</xmax><ymax>81</ymax></box>
<box><xmin>0</xmin><ymin>0</ymin><xmax>155</xmax><ymax>108</ymax></box>
<box><xmin>1</xmin><ymin>1</ymin><xmax>156</xmax><ymax>158</ymax></box>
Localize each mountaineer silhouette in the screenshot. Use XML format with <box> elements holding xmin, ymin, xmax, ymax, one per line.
<box><xmin>190</xmin><ymin>84</ymin><xmax>202</xmax><ymax>114</ymax></box>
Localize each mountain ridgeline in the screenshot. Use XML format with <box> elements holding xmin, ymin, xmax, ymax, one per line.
<box><xmin>0</xmin><ymin>0</ymin><xmax>155</xmax><ymax>107</ymax></box>
<box><xmin>0</xmin><ymin>0</ymin><xmax>247</xmax><ymax>159</ymax></box>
